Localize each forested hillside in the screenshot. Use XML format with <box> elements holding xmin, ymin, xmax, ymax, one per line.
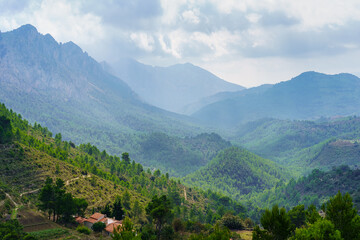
<box><xmin>230</xmin><ymin>117</ymin><xmax>360</xmax><ymax>173</ymax></box>
<box><xmin>0</xmin><ymin>102</ymin><xmax>247</xmax><ymax>232</ymax></box>
<box><xmin>249</xmin><ymin>165</ymin><xmax>360</xmax><ymax>211</ymax></box>
<box><xmin>183</xmin><ymin>147</ymin><xmax>289</xmax><ymax>200</ymax></box>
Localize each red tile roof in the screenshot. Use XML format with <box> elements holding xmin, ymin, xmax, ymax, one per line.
<box><xmin>105</xmin><ymin>222</ymin><xmax>122</xmax><ymax>233</ymax></box>
<box><xmin>75</xmin><ymin>216</ymin><xmax>86</xmax><ymax>224</ymax></box>
<box><xmin>90</xmin><ymin>213</ymin><xmax>105</xmax><ymax>220</ymax></box>
<box><xmin>84</xmin><ymin>218</ymin><xmax>98</xmax><ymax>224</ymax></box>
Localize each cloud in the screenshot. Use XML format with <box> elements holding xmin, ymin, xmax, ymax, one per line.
<box><xmin>1</xmin><ymin>0</ymin><xmax>360</xmax><ymax>86</ymax></box>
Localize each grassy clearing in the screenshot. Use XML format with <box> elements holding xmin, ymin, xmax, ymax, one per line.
<box><xmin>236</xmin><ymin>230</ymin><xmax>253</xmax><ymax>240</ymax></box>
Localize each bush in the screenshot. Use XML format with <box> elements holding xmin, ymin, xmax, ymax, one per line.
<box><xmin>92</xmin><ymin>221</ymin><xmax>106</xmax><ymax>232</ymax></box>
<box><xmin>76</xmin><ymin>225</ymin><xmax>91</xmax><ymax>235</ymax></box>
<box><xmin>220</xmin><ymin>213</ymin><xmax>243</xmax><ymax>230</ymax></box>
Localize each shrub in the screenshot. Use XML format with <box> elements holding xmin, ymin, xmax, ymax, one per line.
<box><xmin>76</xmin><ymin>225</ymin><xmax>91</xmax><ymax>235</ymax></box>
<box><xmin>92</xmin><ymin>221</ymin><xmax>106</xmax><ymax>232</ymax></box>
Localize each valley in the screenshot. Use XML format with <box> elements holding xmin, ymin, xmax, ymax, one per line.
<box><xmin>1</xmin><ymin>23</ymin><xmax>360</xmax><ymax>239</ymax></box>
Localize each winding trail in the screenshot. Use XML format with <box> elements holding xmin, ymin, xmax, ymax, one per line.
<box><xmin>184</xmin><ymin>187</ymin><xmax>187</xmax><ymax>201</ymax></box>
<box><xmin>20</xmin><ymin>189</ymin><xmax>40</xmax><ymax>197</ymax></box>
<box><xmin>66</xmin><ymin>174</ymin><xmax>91</xmax><ymax>186</ymax></box>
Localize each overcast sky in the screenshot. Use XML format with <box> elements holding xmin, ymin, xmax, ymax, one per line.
<box><xmin>1</xmin><ymin>0</ymin><xmax>360</xmax><ymax>87</ymax></box>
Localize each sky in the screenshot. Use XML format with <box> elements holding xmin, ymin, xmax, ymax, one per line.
<box><xmin>1</xmin><ymin>0</ymin><xmax>360</xmax><ymax>87</ymax></box>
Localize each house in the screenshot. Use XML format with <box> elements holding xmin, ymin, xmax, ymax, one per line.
<box><xmin>83</xmin><ymin>213</ymin><xmax>106</xmax><ymax>229</ymax></box>
<box><xmin>77</xmin><ymin>212</ymin><xmax>123</xmax><ymax>236</ymax></box>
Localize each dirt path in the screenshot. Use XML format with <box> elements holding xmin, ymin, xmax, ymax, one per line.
<box><xmin>5</xmin><ymin>193</ymin><xmax>18</xmax><ymax>207</ymax></box>
<box><xmin>66</xmin><ymin>174</ymin><xmax>91</xmax><ymax>186</ymax></box>
<box><xmin>20</xmin><ymin>189</ymin><xmax>40</xmax><ymax>197</ymax></box>
<box><xmin>184</xmin><ymin>187</ymin><xmax>187</xmax><ymax>201</ymax></box>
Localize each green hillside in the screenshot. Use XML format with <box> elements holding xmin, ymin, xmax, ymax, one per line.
<box><xmin>133</xmin><ymin>132</ymin><xmax>231</xmax><ymax>177</ymax></box>
<box><xmin>183</xmin><ymin>147</ymin><xmax>289</xmax><ymax>201</ymax></box>
<box><xmin>249</xmin><ymin>165</ymin><xmax>360</xmax><ymax>211</ymax></box>
<box><xmin>0</xmin><ymin>102</ymin><xmax>247</xmax><ymax>228</ymax></box>
<box><xmin>230</xmin><ymin>117</ymin><xmax>360</xmax><ymax>173</ymax></box>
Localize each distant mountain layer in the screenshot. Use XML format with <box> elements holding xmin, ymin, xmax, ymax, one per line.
<box><xmin>182</xmin><ymin>146</ymin><xmax>289</xmax><ymax>200</ymax></box>
<box><xmin>0</xmin><ymin>24</ymin><xmax>209</xmax><ymax>175</ymax></box>
<box><xmin>193</xmin><ymin>72</ymin><xmax>360</xmax><ymax>127</ymax></box>
<box><xmin>110</xmin><ymin>58</ymin><xmax>244</xmax><ymax>114</ymax></box>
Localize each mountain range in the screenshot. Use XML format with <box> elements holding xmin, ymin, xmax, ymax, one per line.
<box><xmin>193</xmin><ymin>71</ymin><xmax>360</xmax><ymax>128</ymax></box>
<box><xmin>0</xmin><ymin>25</ymin><xmax>214</xmax><ymax>173</ymax></box>
<box><xmin>109</xmin><ymin>58</ymin><xmax>244</xmax><ymax>114</ymax></box>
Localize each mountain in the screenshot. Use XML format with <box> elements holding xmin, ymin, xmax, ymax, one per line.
<box><xmin>182</xmin><ymin>146</ymin><xmax>289</xmax><ymax>201</ymax></box>
<box><xmin>182</xmin><ymin>84</ymin><xmax>272</xmax><ymax>115</ymax></box>
<box><xmin>110</xmin><ymin>58</ymin><xmax>245</xmax><ymax>114</ymax></box>
<box><xmin>193</xmin><ymin>71</ymin><xmax>360</xmax><ymax>128</ymax></box>
<box><xmin>0</xmin><ymin>25</ymin><xmax>212</xmax><ymax>174</ymax></box>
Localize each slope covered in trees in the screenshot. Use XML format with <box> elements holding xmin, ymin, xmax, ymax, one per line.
<box><xmin>230</xmin><ymin>117</ymin><xmax>360</xmax><ymax>174</ymax></box>
<box><xmin>183</xmin><ymin>147</ymin><xmax>289</xmax><ymax>200</ymax></box>
<box><xmin>0</xmin><ymin>102</ymin><xmax>247</xmax><ymax>230</ymax></box>
<box><xmin>249</xmin><ymin>165</ymin><xmax>360</xmax><ymax>211</ymax></box>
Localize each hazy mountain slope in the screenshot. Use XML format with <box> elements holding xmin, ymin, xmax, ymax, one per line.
<box><xmin>183</xmin><ymin>84</ymin><xmax>272</xmax><ymax>115</ymax></box>
<box><xmin>111</xmin><ymin>58</ymin><xmax>245</xmax><ymax>113</ymax></box>
<box><xmin>193</xmin><ymin>72</ymin><xmax>360</xmax><ymax>127</ymax></box>
<box><xmin>0</xmin><ymin>25</ymin><xmax>213</xmax><ymax>175</ymax></box>
<box><xmin>182</xmin><ymin>146</ymin><xmax>289</xmax><ymax>200</ymax></box>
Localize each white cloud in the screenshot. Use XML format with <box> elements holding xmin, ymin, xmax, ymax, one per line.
<box><xmin>130</xmin><ymin>32</ymin><xmax>155</xmax><ymax>52</ymax></box>
<box><xmin>2</xmin><ymin>0</ymin><xmax>360</xmax><ymax>86</ymax></box>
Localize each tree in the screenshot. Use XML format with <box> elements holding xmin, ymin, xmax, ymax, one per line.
<box><xmin>253</xmin><ymin>205</ymin><xmax>293</xmax><ymax>240</ymax></box>
<box><xmin>54</xmin><ymin>133</ymin><xmax>62</xmax><ymax>146</ymax></box>
<box><xmin>290</xmin><ymin>219</ymin><xmax>342</xmax><ymax>240</ymax></box>
<box><xmin>122</xmin><ymin>152</ymin><xmax>130</xmax><ymax>165</ymax></box>
<box><xmin>102</xmin><ymin>202</ymin><xmax>112</xmax><ymax>217</ymax></box>
<box><xmin>305</xmin><ymin>204</ymin><xmax>321</xmax><ymax>224</ymax></box>
<box><xmin>132</xmin><ymin>199</ymin><xmax>143</xmax><ymax>222</ymax></box>
<box><xmin>111</xmin><ymin>217</ymin><xmax>140</xmax><ymax>240</ymax></box>
<box><xmin>219</xmin><ymin>213</ymin><xmax>243</xmax><ymax>230</ymax></box>
<box><xmin>146</xmin><ymin>195</ymin><xmax>173</xmax><ymax>240</ymax></box>
<box><xmin>38</xmin><ymin>177</ymin><xmax>55</xmax><ymax>220</ymax></box>
<box><xmin>325</xmin><ymin>191</ymin><xmax>360</xmax><ymax>240</ymax></box>
<box><xmin>92</xmin><ymin>221</ymin><xmax>106</xmax><ymax>232</ymax></box>
<box><xmin>0</xmin><ymin>116</ymin><xmax>13</xmax><ymax>144</ymax></box>
<box><xmin>122</xmin><ymin>190</ymin><xmax>131</xmax><ymax>211</ymax></box>
<box><xmin>113</xmin><ymin>196</ymin><xmax>125</xmax><ymax>220</ymax></box>
<box><xmin>288</xmin><ymin>205</ymin><xmax>306</xmax><ymax>228</ymax></box>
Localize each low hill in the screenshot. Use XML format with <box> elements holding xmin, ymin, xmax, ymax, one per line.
<box><xmin>193</xmin><ymin>71</ymin><xmax>360</xmax><ymax>127</ymax></box>
<box><xmin>249</xmin><ymin>166</ymin><xmax>360</xmax><ymax>211</ymax></box>
<box><xmin>133</xmin><ymin>132</ymin><xmax>231</xmax><ymax>177</ymax></box>
<box><xmin>182</xmin><ymin>147</ymin><xmax>289</xmax><ymax>201</ymax></box>
<box><xmin>230</xmin><ymin>117</ymin><xmax>360</xmax><ymax>173</ymax></box>
<box><xmin>111</xmin><ymin>58</ymin><xmax>244</xmax><ymax>114</ymax></box>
